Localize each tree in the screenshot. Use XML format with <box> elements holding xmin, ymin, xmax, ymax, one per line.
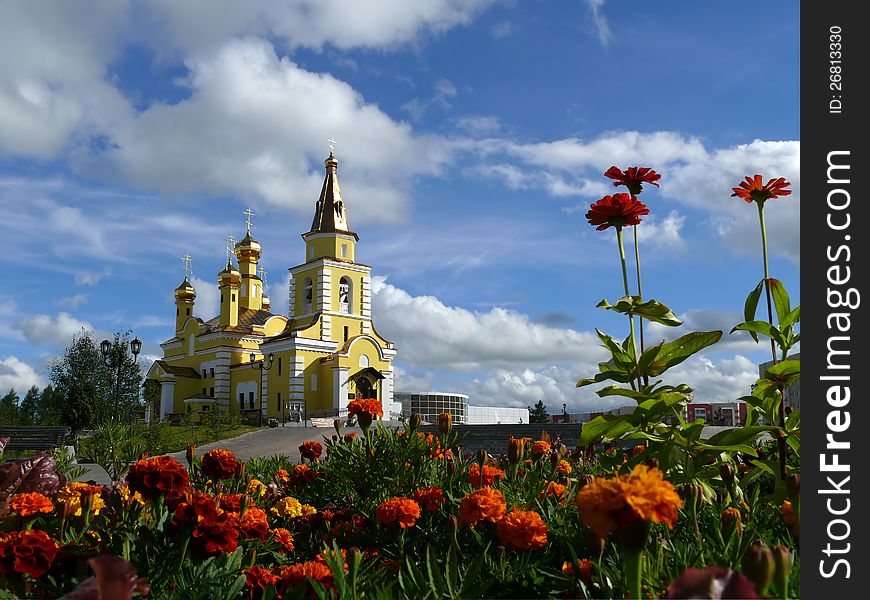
<box><xmin>143</xmin><ymin>379</ymin><xmax>161</xmax><ymax>423</ymax></box>
<box><xmin>528</xmin><ymin>399</ymin><xmax>550</xmax><ymax>424</ymax></box>
<box><xmin>19</xmin><ymin>386</ymin><xmax>41</xmax><ymax>424</ymax></box>
<box><xmin>38</xmin><ymin>385</ymin><xmax>59</xmax><ymax>425</ymax></box>
<box><xmin>0</xmin><ymin>389</ymin><xmax>20</xmax><ymax>424</ymax></box>
<box><xmin>101</xmin><ymin>332</ymin><xmax>145</xmax><ymax>422</ymax></box>
<box><xmin>49</xmin><ymin>331</ymin><xmax>109</xmax><ymax>433</ymax></box>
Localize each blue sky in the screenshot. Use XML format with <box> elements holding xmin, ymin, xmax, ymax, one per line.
<box><xmin>0</xmin><ymin>0</ymin><xmax>799</xmax><ymax>413</ymax></box>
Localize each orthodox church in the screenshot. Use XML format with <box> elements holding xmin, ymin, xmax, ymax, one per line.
<box><xmin>146</xmin><ymin>152</ymin><xmax>397</xmax><ymax>424</ymax></box>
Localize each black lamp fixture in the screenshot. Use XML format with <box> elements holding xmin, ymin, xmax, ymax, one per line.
<box><xmin>100</xmin><ymin>335</ymin><xmax>142</xmax><ymax>421</ymax></box>
<box><xmin>250</xmin><ymin>352</ymin><xmax>275</xmax><ymax>427</ymax></box>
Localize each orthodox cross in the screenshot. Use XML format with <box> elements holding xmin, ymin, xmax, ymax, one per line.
<box><xmin>328</xmin><ymin>137</ymin><xmax>336</xmax><ymax>154</ymax></box>
<box><xmin>243</xmin><ymin>207</ymin><xmax>255</xmax><ymax>233</ymax></box>
<box><xmin>225</xmin><ymin>234</ymin><xmax>236</xmax><ymax>262</ymax></box>
<box><xmin>258</xmin><ymin>265</ymin><xmax>269</xmax><ymax>295</ymax></box>
<box><xmin>181</xmin><ymin>253</ymin><xmax>192</xmax><ymax>279</ymax></box>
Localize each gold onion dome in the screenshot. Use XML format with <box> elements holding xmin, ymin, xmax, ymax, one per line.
<box><xmin>174</xmin><ymin>276</ymin><xmax>196</xmax><ymax>301</ymax></box>
<box><xmin>218</xmin><ymin>258</ymin><xmax>241</xmax><ymax>283</ymax></box>
<box><xmin>235</xmin><ymin>230</ymin><xmax>261</xmax><ymax>262</ymax></box>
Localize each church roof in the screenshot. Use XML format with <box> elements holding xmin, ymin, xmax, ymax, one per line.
<box><xmin>264</xmin><ymin>313</ymin><xmax>322</xmax><ymax>342</ymax></box>
<box><xmin>154</xmin><ymin>360</ymin><xmax>201</xmax><ymax>379</ymax></box>
<box><xmin>307</xmin><ymin>153</ymin><xmax>358</xmax><ymax>240</ymax></box>
<box><xmin>204</xmin><ymin>308</ymin><xmax>277</xmax><ymax>334</ymax></box>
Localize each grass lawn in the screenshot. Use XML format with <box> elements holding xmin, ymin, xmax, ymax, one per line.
<box><xmin>158</xmin><ymin>423</ymin><xmax>259</xmax><ymax>453</ymax></box>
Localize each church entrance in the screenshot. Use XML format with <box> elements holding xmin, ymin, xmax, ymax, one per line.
<box><xmin>356</xmin><ymin>376</ymin><xmax>376</xmax><ymax>399</ymax></box>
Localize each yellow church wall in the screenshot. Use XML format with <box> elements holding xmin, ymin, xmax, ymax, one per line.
<box><xmin>306</xmin><ymin>234</ymin><xmax>356</xmax><ymax>262</ymax></box>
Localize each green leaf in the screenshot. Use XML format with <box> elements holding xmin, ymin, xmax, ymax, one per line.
<box><xmin>644</xmin><ymin>331</ymin><xmax>722</xmax><ymax>377</ymax></box>
<box><xmin>764</xmin><ymin>359</ymin><xmax>801</xmax><ymax>385</ymax></box>
<box><xmin>578</xmin><ymin>414</ymin><xmax>638</xmax><ymax>445</ymax></box>
<box><xmin>743</xmin><ymin>279</ymin><xmax>765</xmax><ymax>341</ymax></box>
<box><xmin>731</xmin><ymin>320</ymin><xmax>787</xmax><ymax>349</ymax></box>
<box><xmin>598</xmin><ymin>296</ymin><xmax>683</xmax><ymax>326</ymax></box>
<box><xmin>595</xmin><ymin>385</ymin><xmax>649</xmax><ymax>400</ymax></box>
<box><xmin>703</xmin><ymin>426</ymin><xmax>776</xmax><ymax>447</ymax></box>
<box><xmin>768</xmin><ymin>278</ymin><xmax>791</xmax><ymax>326</ymax></box>
<box><xmin>780</xmin><ymin>306</ymin><xmax>801</xmax><ymax>330</ymax></box>
<box><xmin>785</xmin><ymin>408</ymin><xmax>800</xmax><ymax>432</ymax></box>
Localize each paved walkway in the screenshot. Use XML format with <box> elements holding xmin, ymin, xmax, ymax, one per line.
<box><xmin>75</xmin><ymin>423</ymin><xmax>370</xmax><ymax>485</ymax></box>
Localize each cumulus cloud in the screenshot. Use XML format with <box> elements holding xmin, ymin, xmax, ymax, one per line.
<box><xmin>190</xmin><ymin>276</ymin><xmax>220</xmax><ymax>320</ymax></box>
<box><xmin>645</xmin><ymin>308</ymin><xmax>761</xmax><ymax>355</ymax></box>
<box><xmin>667</xmin><ymin>354</ymin><xmax>759</xmax><ymax>404</ymax></box>
<box><xmin>14</xmin><ymin>312</ymin><xmax>93</xmax><ymax>349</ymax></box>
<box><xmin>57</xmin><ymin>294</ymin><xmax>89</xmax><ymax>309</ymax></box>
<box><xmin>372</xmin><ymin>277</ymin><xmax>607</xmax><ymax>371</ymax></box>
<box><xmin>393</xmin><ymin>364</ymin><xmax>435</xmax><ymax>392</ymax></box>
<box><xmin>0</xmin><ymin>356</ymin><xmax>45</xmax><ymax>392</ymax></box>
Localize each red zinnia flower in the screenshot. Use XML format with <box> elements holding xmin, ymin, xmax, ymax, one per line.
<box><xmin>585</xmin><ymin>193</ymin><xmax>650</xmax><ymax>231</ymax></box>
<box><xmin>604</xmin><ymin>166</ymin><xmax>661</xmax><ymax>195</ymax></box>
<box><xmin>299</xmin><ymin>441</ymin><xmax>323</xmax><ymax>461</ymax></box>
<box><xmin>731</xmin><ymin>174</ymin><xmax>792</xmax><ymax>204</ymax></box>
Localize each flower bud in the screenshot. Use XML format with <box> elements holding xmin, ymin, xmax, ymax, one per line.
<box><xmin>409</xmin><ymin>412</ymin><xmax>422</xmax><ymax>432</ymax></box>
<box><xmin>446</xmin><ymin>514</ymin><xmax>458</xmax><ymax>531</ymax></box>
<box><xmin>357</xmin><ymin>411</ymin><xmax>373</xmax><ymax>430</ymax></box>
<box><xmin>677</xmin><ymin>483</ymin><xmax>703</xmax><ymax>511</ymax></box>
<box><xmin>185</xmin><ymin>442</ymin><xmax>196</xmax><ymax>468</ymax></box>
<box><xmin>741</xmin><ymin>540</ymin><xmax>774</xmax><ymax>596</ymax></box>
<box><xmin>719</xmin><ymin>463</ymin><xmax>735</xmax><ymax>484</ymax></box>
<box><xmin>632</xmin><ymin>444</ymin><xmax>645</xmax><ymax>457</ymax></box>
<box><xmin>550</xmin><ymin>451</ymin><xmax>561</xmax><ymax>467</ymax></box>
<box><xmin>507</xmin><ymin>437</ymin><xmax>525</xmax><ymax>464</ymax></box>
<box><xmin>235</xmin><ymin>461</ymin><xmax>246</xmax><ymax>480</ymax></box>
<box><xmin>446</xmin><ymin>458</ymin><xmax>456</xmax><ymax>475</ymax></box>
<box><xmin>438</xmin><ymin>412</ymin><xmax>453</xmax><ymax>435</ymax></box>
<box><xmin>786</xmin><ymin>473</ymin><xmax>800</xmax><ymax>497</ymax></box>
<box><xmin>722</xmin><ymin>507</ymin><xmax>743</xmax><ymax>538</ymax></box>
<box><xmin>477</xmin><ymin>448</ymin><xmax>488</xmax><ymax>469</ymax></box>
<box><xmin>333</xmin><ymin>419</ymin><xmax>342</xmax><ymax>435</ymax></box>
<box><xmin>539</xmin><ymin>431</ymin><xmax>551</xmax><ymax>443</ymax></box>
<box><xmin>771</xmin><ymin>545</ymin><xmax>792</xmax><ymax>595</ymax></box>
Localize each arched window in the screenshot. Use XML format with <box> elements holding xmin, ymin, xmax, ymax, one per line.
<box><xmin>303</xmin><ymin>278</ymin><xmax>313</xmax><ymax>313</ymax></box>
<box><xmin>339</xmin><ymin>276</ymin><xmax>352</xmax><ymax>314</ymax></box>
<box><xmin>359</xmin><ymin>354</ymin><xmax>369</xmax><ymax>368</ymax></box>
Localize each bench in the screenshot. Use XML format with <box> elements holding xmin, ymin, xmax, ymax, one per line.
<box><xmin>0</xmin><ymin>426</ymin><xmax>71</xmax><ymax>452</ymax></box>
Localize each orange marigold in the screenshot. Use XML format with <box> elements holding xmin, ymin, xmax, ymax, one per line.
<box><xmin>239</xmin><ymin>506</ymin><xmax>270</xmax><ymax>541</ymax></box>
<box><xmin>278</xmin><ymin>561</ymin><xmax>334</xmax><ymax>592</ymax></box>
<box><xmin>531</xmin><ymin>440</ymin><xmax>551</xmax><ymax>455</ymax></box>
<box><xmin>467</xmin><ymin>463</ymin><xmax>505</xmax><ymax>487</ymax></box>
<box><xmin>271</xmin><ymin>528</ymin><xmax>295</xmax><ymax>553</ymax></box>
<box><xmin>127</xmin><ymin>455</ymin><xmax>190</xmax><ymax>498</ymax></box>
<box><xmin>556</xmin><ymin>459</ymin><xmax>572</xmax><ymax>475</ymax></box>
<box><xmin>497</xmin><ymin>509</ymin><xmax>548</xmax><ymax>550</ymax></box>
<box><xmin>575</xmin><ymin>464</ymin><xmax>682</xmax><ymax>540</ymax></box>
<box><xmin>315</xmin><ymin>548</ymin><xmax>349</xmax><ymax>573</ymax></box>
<box><xmin>347</xmin><ymin>398</ymin><xmax>383</xmax><ymax>419</ymax></box>
<box><xmin>0</xmin><ymin>530</ymin><xmax>58</xmax><ymax>579</ymax></box>
<box><xmin>376</xmin><ymin>497</ymin><xmax>421</xmax><ymax>528</ymax></box>
<box><xmin>299</xmin><ymin>441</ymin><xmax>323</xmax><ymax>461</ymax></box>
<box><xmin>562</xmin><ymin>558</ymin><xmax>593</xmax><ymax>584</ymax></box>
<box><xmin>458</xmin><ymin>487</ymin><xmax>507</xmax><ymax>528</ymax></box>
<box><xmin>538</xmin><ymin>481</ymin><xmax>568</xmax><ymax>503</ymax></box>
<box><xmin>200</xmin><ymin>448</ymin><xmax>240</xmax><ymax>480</ymax></box>
<box><xmin>9</xmin><ymin>492</ymin><xmax>54</xmax><ymax>518</ymax></box>
<box><xmin>412</xmin><ymin>486</ymin><xmax>446</xmax><ymax>511</ymax></box>
<box><xmin>245</xmin><ymin>565</ymin><xmax>280</xmax><ymax>599</ymax></box>
<box><xmin>780</xmin><ymin>500</ymin><xmax>795</xmax><ymax>526</ymax></box>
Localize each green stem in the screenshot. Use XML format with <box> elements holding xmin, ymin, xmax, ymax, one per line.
<box><xmin>623</xmin><ymin>548</ymin><xmax>643</xmax><ymax>600</ymax></box>
<box><xmin>758</xmin><ymin>202</ymin><xmax>787</xmax><ymax>480</ymax></box>
<box><xmin>632</xmin><ymin>226</ymin><xmax>647</xmax><ymax>386</ymax></box>
<box><xmin>616</xmin><ymin>227</ymin><xmax>639</xmax><ymax>391</ymax></box>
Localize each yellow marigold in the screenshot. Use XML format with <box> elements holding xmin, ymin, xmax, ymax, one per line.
<box><xmin>575</xmin><ymin>464</ymin><xmax>682</xmax><ymax>540</ymax></box>
<box><xmin>117</xmin><ymin>485</ymin><xmax>145</xmax><ymax>507</ymax></box>
<box><xmin>376</xmin><ymin>497</ymin><xmax>421</xmax><ymax>528</ymax></box>
<box><xmin>301</xmin><ymin>504</ymin><xmax>317</xmax><ymax>517</ymax></box>
<box><xmin>247</xmin><ymin>479</ymin><xmax>266</xmax><ymax>497</ymax></box>
<box><xmin>458</xmin><ymin>487</ymin><xmax>507</xmax><ymax>528</ymax></box>
<box><xmin>556</xmin><ymin>459</ymin><xmax>572</xmax><ymax>475</ymax></box>
<box><xmin>9</xmin><ymin>492</ymin><xmax>54</xmax><ymax>518</ymax></box>
<box><xmin>496</xmin><ymin>509</ymin><xmax>548</xmax><ymax>550</ymax></box>
<box><xmin>271</xmin><ymin>496</ymin><xmax>304</xmax><ymax>518</ymax></box>
<box><xmin>57</xmin><ymin>482</ymin><xmax>106</xmax><ymax>517</ymax></box>
<box><xmin>531</xmin><ymin>440</ymin><xmax>551</xmax><ymax>455</ymax></box>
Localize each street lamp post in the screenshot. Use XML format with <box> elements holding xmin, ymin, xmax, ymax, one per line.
<box><xmin>250</xmin><ymin>352</ymin><xmax>274</xmax><ymax>427</ymax></box>
<box><xmin>100</xmin><ymin>336</ymin><xmax>142</xmax><ymax>422</ymax></box>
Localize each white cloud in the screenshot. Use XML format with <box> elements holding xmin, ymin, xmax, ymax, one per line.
<box><xmin>491</xmin><ymin>21</ymin><xmax>515</xmax><ymax>39</ymax></box>
<box><xmin>0</xmin><ymin>356</ymin><xmax>45</xmax><ymax>392</ymax></box>
<box><xmin>393</xmin><ymin>364</ymin><xmax>435</xmax><ymax>392</ymax></box>
<box><xmin>667</xmin><ymin>354</ymin><xmax>759</xmax><ymax>404</ymax></box>
<box><xmin>57</xmin><ymin>294</ymin><xmax>89</xmax><ymax>309</ymax></box>
<box><xmin>372</xmin><ymin>277</ymin><xmax>607</xmax><ymax>371</ymax></box>
<box><xmin>13</xmin><ymin>312</ymin><xmax>93</xmax><ymax>349</ymax></box>
<box><xmin>75</xmin><ymin>271</ymin><xmax>107</xmax><ymax>286</ymax></box>
<box><xmin>190</xmin><ymin>276</ymin><xmax>220</xmax><ymax>321</ymax></box>
<box><xmin>645</xmin><ymin>308</ymin><xmax>761</xmax><ymax>355</ymax></box>
<box><xmin>585</xmin><ymin>0</ymin><xmax>612</xmax><ymax>46</ymax></box>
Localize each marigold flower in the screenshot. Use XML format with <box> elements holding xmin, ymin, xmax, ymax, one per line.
<box><xmin>412</xmin><ymin>486</ymin><xmax>446</xmax><ymax>511</ymax></box>
<box><xmin>315</xmin><ymin>548</ymin><xmax>349</xmax><ymax>572</ymax></box>
<box><xmin>299</xmin><ymin>441</ymin><xmax>323</xmax><ymax>461</ymax></box>
<box><xmin>585</xmin><ymin>193</ymin><xmax>650</xmax><ymax>231</ymax></box>
<box><xmin>731</xmin><ymin>174</ymin><xmax>792</xmax><ymax>204</ymax></box>
<box><xmin>604</xmin><ymin>166</ymin><xmax>662</xmax><ymax>195</ymax></box>
<box><xmin>722</xmin><ymin>507</ymin><xmax>743</xmax><ymax>536</ymax></box>
<box><xmin>779</xmin><ymin>500</ymin><xmax>795</xmax><ymax>526</ymax></box>
<box><xmin>127</xmin><ymin>455</ymin><xmax>190</xmax><ymax>498</ymax></box>
<box><xmin>458</xmin><ymin>487</ymin><xmax>507</xmax><ymax>528</ymax></box>
<box><xmin>271</xmin><ymin>496</ymin><xmax>304</xmax><ymax>518</ymax></box>
<box><xmin>531</xmin><ymin>440</ymin><xmax>551</xmax><ymax>456</ymax></box>
<box><xmin>239</xmin><ymin>506</ymin><xmax>270</xmax><ymax>541</ymax></box>
<box><xmin>245</xmin><ymin>565</ymin><xmax>280</xmax><ymax>599</ymax></box>
<box><xmin>376</xmin><ymin>497</ymin><xmax>421</xmax><ymax>528</ymax></box>
<box><xmin>200</xmin><ymin>449</ymin><xmax>240</xmax><ymax>480</ymax></box>
<box><xmin>575</xmin><ymin>464</ymin><xmax>682</xmax><ymax>540</ymax></box>
<box><xmin>0</xmin><ymin>530</ymin><xmax>58</xmax><ymax>579</ymax></box>
<box><xmin>344</xmin><ymin>432</ymin><xmax>358</xmax><ymax>442</ymax></box>
<box><xmin>301</xmin><ymin>504</ymin><xmax>317</xmax><ymax>517</ymax></box>
<box><xmin>507</xmin><ymin>436</ymin><xmax>526</xmax><ymax>463</ymax></box>
<box><xmin>538</xmin><ymin>481</ymin><xmax>568</xmax><ymax>503</ymax></box>
<box><xmin>217</xmin><ymin>493</ymin><xmax>242</xmax><ymax>513</ymax></box>
<box><xmin>347</xmin><ymin>398</ymin><xmax>384</xmax><ymax>420</ymax></box>
<box><xmin>556</xmin><ymin>459</ymin><xmax>573</xmax><ymax>475</ymax></box>
<box><xmin>246</xmin><ymin>479</ymin><xmax>266</xmax><ymax>497</ymax></box>
<box><xmin>467</xmin><ymin>463</ymin><xmax>506</xmax><ymax>487</ymax></box>
<box><xmin>562</xmin><ymin>558</ymin><xmax>594</xmax><ymax>584</ymax></box>
<box><xmin>9</xmin><ymin>492</ymin><xmax>54</xmax><ymax>518</ymax></box>
<box><xmin>496</xmin><ymin>509</ymin><xmax>548</xmax><ymax>550</ymax></box>
<box><xmin>275</xmin><ymin>469</ymin><xmax>290</xmax><ymax>482</ymax></box>
<box><xmin>278</xmin><ymin>561</ymin><xmax>335</xmax><ymax>592</ymax></box>
<box><xmin>271</xmin><ymin>528</ymin><xmax>295</xmax><ymax>553</ymax></box>
<box><xmin>192</xmin><ymin>512</ymin><xmax>239</xmax><ymax>555</ymax></box>
<box><xmin>56</xmin><ymin>482</ymin><xmax>105</xmax><ymax>516</ymax></box>
<box><xmin>438</xmin><ymin>411</ymin><xmax>453</xmax><ymax>435</ymax></box>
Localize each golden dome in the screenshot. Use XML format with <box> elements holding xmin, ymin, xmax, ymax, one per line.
<box><xmin>174</xmin><ymin>276</ymin><xmax>196</xmax><ymax>302</ymax></box>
